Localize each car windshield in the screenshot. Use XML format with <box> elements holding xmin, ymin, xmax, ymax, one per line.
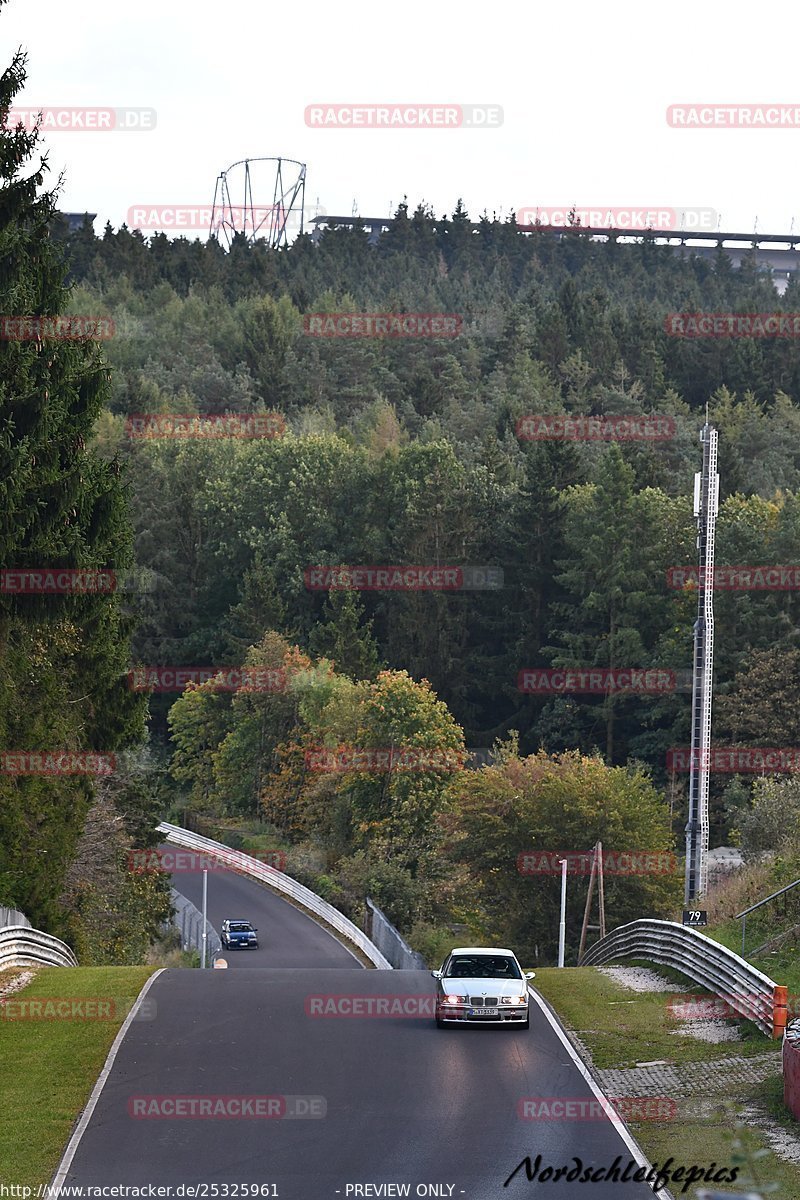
<box><xmin>229</xmin><ymin>923</ymin><xmax>253</xmax><ymax>932</ymax></box>
<box><xmin>446</xmin><ymin>955</ymin><xmax>522</xmax><ymax>979</ymax></box>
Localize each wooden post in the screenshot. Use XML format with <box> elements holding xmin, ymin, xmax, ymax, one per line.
<box><xmin>578</xmin><ymin>845</ymin><xmax>598</xmax><ymax>964</ymax></box>
<box><xmin>598</xmin><ymin>841</ymin><xmax>606</xmax><ymax>939</ymax></box>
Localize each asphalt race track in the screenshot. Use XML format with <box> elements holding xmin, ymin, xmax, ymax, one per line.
<box><xmin>163</xmin><ymin>845</ymin><xmax>360</xmax><ymax>969</ymax></box>
<box><xmin>60</xmin><ymin>969</ymin><xmax>665</xmax><ymax>1198</ymax></box>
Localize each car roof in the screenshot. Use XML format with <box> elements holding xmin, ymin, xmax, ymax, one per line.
<box><xmin>226</xmin><ymin>919</ymin><xmax>252</xmax><ymax>924</ymax></box>
<box><xmin>448</xmin><ymin>947</ymin><xmax>515</xmax><ymax>956</ymax></box>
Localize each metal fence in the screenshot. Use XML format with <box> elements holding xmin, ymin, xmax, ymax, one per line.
<box><xmin>157</xmin><ymin>823</ymin><xmax>391</xmax><ymax>968</ymax></box>
<box><xmin>0</xmin><ymin>906</ymin><xmax>30</xmax><ymax>930</ymax></box>
<box><xmin>169</xmin><ymin>888</ymin><xmax>222</xmax><ymax>962</ymax></box>
<box><xmin>365</xmin><ymin>898</ymin><xmax>426</xmax><ymax>970</ymax></box>
<box><xmin>581</xmin><ymin>918</ymin><xmax>784</xmax><ymax>1037</ymax></box>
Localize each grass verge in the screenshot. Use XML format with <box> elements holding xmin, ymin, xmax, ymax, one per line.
<box><xmin>533</xmin><ymin>965</ymin><xmax>798</xmax><ymax>1197</ymax></box>
<box><xmin>533</xmin><ymin>965</ymin><xmax>769</xmax><ymax>1069</ymax></box>
<box><xmin>0</xmin><ymin>965</ymin><xmax>157</xmax><ymax>1187</ymax></box>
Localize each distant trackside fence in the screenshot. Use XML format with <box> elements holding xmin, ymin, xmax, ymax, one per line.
<box><xmin>157</xmin><ymin>822</ymin><xmax>392</xmax><ymax>968</ymax></box>
<box><xmin>169</xmin><ymin>888</ymin><xmax>222</xmax><ymax>961</ymax></box>
<box><xmin>366</xmin><ymin>897</ymin><xmax>426</xmax><ymax>969</ymax></box>
<box><xmin>0</xmin><ymin>906</ymin><xmax>31</xmax><ymax>930</ymax></box>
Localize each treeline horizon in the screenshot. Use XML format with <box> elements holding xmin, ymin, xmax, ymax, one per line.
<box><xmin>57</xmin><ymin>208</ymin><xmax>800</xmax><ymax>793</ymax></box>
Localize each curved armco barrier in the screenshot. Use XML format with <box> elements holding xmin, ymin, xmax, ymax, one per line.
<box><xmin>784</xmin><ymin>1020</ymin><xmax>800</xmax><ymax>1118</ymax></box>
<box><xmin>0</xmin><ymin>925</ymin><xmax>78</xmax><ymax>968</ymax></box>
<box><xmin>582</xmin><ymin>918</ymin><xmax>786</xmax><ymax>1037</ymax></box>
<box><xmin>157</xmin><ymin>823</ymin><xmax>392</xmax><ymax>968</ymax></box>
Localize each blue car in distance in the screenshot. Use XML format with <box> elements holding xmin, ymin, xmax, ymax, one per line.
<box><xmin>221</xmin><ymin>919</ymin><xmax>259</xmax><ymax>950</ymax></box>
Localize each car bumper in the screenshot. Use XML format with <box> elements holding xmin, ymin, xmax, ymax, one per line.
<box><xmin>436</xmin><ymin>1004</ymin><xmax>528</xmax><ymax>1024</ymax></box>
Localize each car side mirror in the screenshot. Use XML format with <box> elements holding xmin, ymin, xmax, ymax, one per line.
<box><xmin>431</xmin><ymin>970</ymin><xmax>442</xmax><ymax>979</ymax></box>
<box><xmin>525</xmin><ymin>971</ymin><xmax>536</xmax><ymax>979</ymax></box>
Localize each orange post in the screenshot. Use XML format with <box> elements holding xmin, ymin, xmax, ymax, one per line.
<box><xmin>774</xmin><ymin>985</ymin><xmax>789</xmax><ymax>1038</ymax></box>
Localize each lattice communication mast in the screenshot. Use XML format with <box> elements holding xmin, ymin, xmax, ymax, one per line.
<box><xmin>685</xmin><ymin>423</ymin><xmax>720</xmax><ymax>903</ymax></box>
<box><xmin>209</xmin><ymin>158</ymin><xmax>306</xmax><ymax>249</ymax></box>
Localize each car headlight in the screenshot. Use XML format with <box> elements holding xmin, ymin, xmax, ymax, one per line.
<box><xmin>501</xmin><ymin>995</ymin><xmax>527</xmax><ymax>1005</ymax></box>
<box><xmin>444</xmin><ymin>994</ymin><xmax>466</xmax><ymax>1005</ymax></box>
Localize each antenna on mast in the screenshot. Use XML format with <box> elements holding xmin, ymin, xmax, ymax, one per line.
<box><xmin>685</xmin><ymin>423</ymin><xmax>719</xmax><ymax>903</ymax></box>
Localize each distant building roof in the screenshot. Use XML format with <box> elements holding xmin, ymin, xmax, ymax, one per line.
<box><xmin>55</xmin><ymin>212</ymin><xmax>97</xmax><ymax>233</ymax></box>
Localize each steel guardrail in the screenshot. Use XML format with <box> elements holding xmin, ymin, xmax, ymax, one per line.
<box><xmin>0</xmin><ymin>925</ymin><xmax>78</xmax><ymax>968</ymax></box>
<box><xmin>581</xmin><ymin>918</ymin><xmax>784</xmax><ymax>1037</ymax></box>
<box><xmin>157</xmin><ymin>823</ymin><xmax>392</xmax><ymax>968</ymax></box>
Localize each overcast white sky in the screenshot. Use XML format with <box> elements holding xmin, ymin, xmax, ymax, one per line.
<box><xmin>4</xmin><ymin>0</ymin><xmax>800</xmax><ymax>238</ymax></box>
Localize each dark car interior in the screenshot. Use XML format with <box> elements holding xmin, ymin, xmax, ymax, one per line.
<box><xmin>446</xmin><ymin>956</ymin><xmax>522</xmax><ymax>979</ymax></box>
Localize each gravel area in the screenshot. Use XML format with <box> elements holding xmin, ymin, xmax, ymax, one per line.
<box><xmin>669</xmin><ymin>1018</ymin><xmax>742</xmax><ymax>1043</ymax></box>
<box><xmin>0</xmin><ymin>968</ymin><xmax>36</xmax><ymax>999</ymax></box>
<box><xmin>600</xmin><ymin>964</ymin><xmax>744</xmax><ymax>1040</ymax></box>
<box><xmin>597</xmin><ymin>965</ymin><xmax>685</xmax><ymax>992</ymax></box>
<box><xmin>739</xmin><ymin>1102</ymin><xmax>800</xmax><ymax>1164</ymax></box>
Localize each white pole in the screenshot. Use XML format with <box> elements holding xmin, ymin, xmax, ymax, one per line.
<box><xmin>558</xmin><ymin>858</ymin><xmax>567</xmax><ymax>968</ymax></box>
<box><xmin>201</xmin><ymin>868</ymin><xmax>208</xmax><ymax>969</ymax></box>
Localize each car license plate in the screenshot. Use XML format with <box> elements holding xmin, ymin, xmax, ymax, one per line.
<box><xmin>470</xmin><ymin>1007</ymin><xmax>498</xmax><ymax>1016</ymax></box>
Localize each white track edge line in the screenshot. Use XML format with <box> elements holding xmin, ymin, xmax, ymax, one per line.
<box><xmin>527</xmin><ymin>985</ymin><xmax>676</xmax><ymax>1199</ymax></box>
<box><xmin>51</xmin><ymin>968</ymin><xmax>167</xmax><ymax>1188</ymax></box>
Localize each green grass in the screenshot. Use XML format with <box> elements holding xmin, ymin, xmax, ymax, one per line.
<box><xmin>638</xmin><ymin>1109</ymin><xmax>798</xmax><ymax>1198</ymax></box>
<box><xmin>533</xmin><ymin>964</ymin><xmax>798</xmax><ymax>1197</ymax></box>
<box><xmin>533</xmin><ymin>965</ymin><xmax>771</xmax><ymax>1068</ymax></box>
<box><xmin>0</xmin><ymin>965</ymin><xmax>157</xmax><ymax>1186</ymax></box>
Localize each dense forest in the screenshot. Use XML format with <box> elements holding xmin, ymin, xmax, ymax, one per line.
<box><xmin>64</xmin><ymin>212</ymin><xmax>800</xmax><ymax>782</ymax></box>
<box><xmin>5</xmin><ymin>30</ymin><xmax>800</xmax><ymax>961</ymax></box>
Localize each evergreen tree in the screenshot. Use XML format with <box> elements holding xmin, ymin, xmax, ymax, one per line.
<box><xmin>0</xmin><ymin>27</ymin><xmax>145</xmax><ymax>929</ymax></box>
